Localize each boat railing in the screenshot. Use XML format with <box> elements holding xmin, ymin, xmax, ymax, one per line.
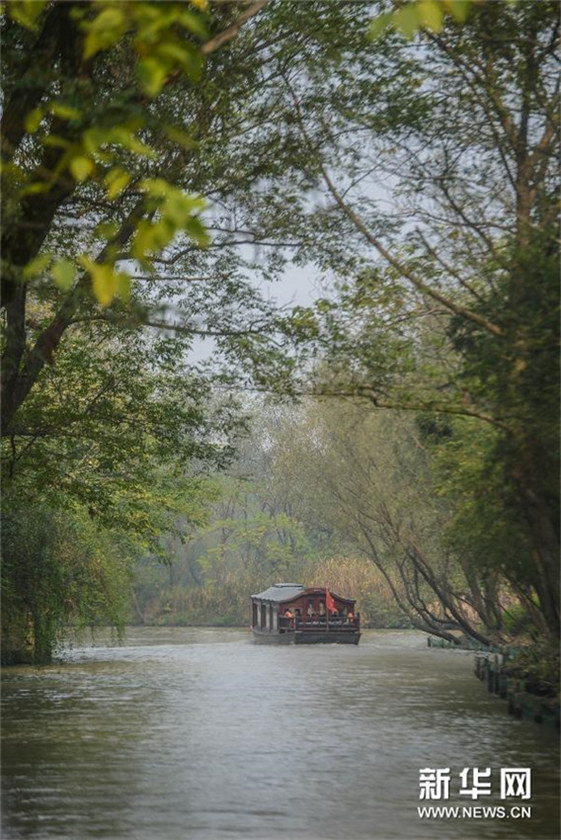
<box><xmin>279</xmin><ymin>614</ymin><xmax>360</xmax><ymax>632</ymax></box>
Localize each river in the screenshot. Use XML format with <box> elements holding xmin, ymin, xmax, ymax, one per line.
<box><xmin>1</xmin><ymin>628</ymin><xmax>559</xmax><ymax>840</ymax></box>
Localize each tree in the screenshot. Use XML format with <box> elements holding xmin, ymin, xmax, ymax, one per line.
<box><xmin>3</xmin><ymin>0</ymin><xmax>557</xmax><ymax>653</ymax></box>
<box><xmin>1</xmin><ymin>0</ymin><xmax>385</xmax><ymax>599</ymax></box>
<box><xmin>272</xmin><ymin>398</ymin><xmax>513</xmax><ymax>645</ymax></box>
<box><xmin>1</xmin><ymin>0</ymin><xmax>280</xmax><ymax>661</ymax></box>
<box><xmin>280</xmin><ymin>0</ymin><xmax>559</xmax><ymax>639</ymax></box>
<box><xmin>1</xmin><ymin>0</ymin><xmax>275</xmax><ymax>430</ymax></box>
<box><xmin>2</xmin><ymin>307</ymin><xmax>242</xmax><ymax>544</ymax></box>
<box><xmin>130</xmin><ymin>401</ymin><xmax>408</xmax><ymax>629</ymax></box>
<box><xmin>2</xmin><ymin>0</ymin><xmax>383</xmax><ymax>463</ymax></box>
<box><xmin>1</xmin><ymin>502</ymin><xmax>132</xmax><ymax>664</ymax></box>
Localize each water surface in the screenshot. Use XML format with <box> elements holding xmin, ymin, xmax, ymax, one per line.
<box><xmin>2</xmin><ymin>628</ymin><xmax>559</xmax><ymax>839</ymax></box>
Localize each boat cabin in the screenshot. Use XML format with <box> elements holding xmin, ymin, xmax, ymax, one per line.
<box><xmin>251</xmin><ymin>583</ymin><xmax>361</xmax><ymax>645</ymax></box>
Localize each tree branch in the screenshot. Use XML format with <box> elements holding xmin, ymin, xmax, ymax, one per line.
<box><xmin>282</xmin><ymin>79</ymin><xmax>504</xmax><ymax>339</ymax></box>
<box><xmin>201</xmin><ymin>1</ymin><xmax>268</xmax><ymax>56</ymax></box>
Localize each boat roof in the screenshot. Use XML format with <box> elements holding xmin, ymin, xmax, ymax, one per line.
<box><xmin>252</xmin><ymin>583</ymin><xmax>304</xmax><ymax>602</ymax></box>
<box><xmin>252</xmin><ymin>583</ymin><xmax>355</xmax><ymax>605</ymax></box>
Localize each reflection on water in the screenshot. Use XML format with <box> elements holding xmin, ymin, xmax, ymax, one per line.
<box><xmin>2</xmin><ymin>628</ymin><xmax>559</xmax><ymax>839</ymax></box>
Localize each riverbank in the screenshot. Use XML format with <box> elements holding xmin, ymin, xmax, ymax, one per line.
<box><xmin>474</xmin><ymin>652</ymin><xmax>560</xmax><ymax>731</ymax></box>
<box><xmin>427</xmin><ymin>635</ymin><xmax>560</xmax><ymax>732</ymax></box>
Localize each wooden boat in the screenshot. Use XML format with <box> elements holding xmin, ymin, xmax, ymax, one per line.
<box><xmin>251</xmin><ymin>583</ymin><xmax>361</xmax><ymax>645</ymax></box>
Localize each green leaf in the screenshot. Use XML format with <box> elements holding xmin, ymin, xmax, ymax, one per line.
<box><xmin>165</xmin><ymin>192</ymin><xmax>204</xmax><ymax>226</ymax></box>
<box><xmin>70</xmin><ymin>155</ymin><xmax>94</xmax><ymax>181</ymax></box>
<box><xmin>185</xmin><ymin>216</ymin><xmax>210</xmax><ymax>248</ymax></box>
<box><xmin>42</xmin><ymin>135</ymin><xmax>70</xmax><ymax>149</ymax></box>
<box><xmin>115</xmin><ymin>272</ymin><xmax>131</xmax><ymax>303</ymax></box>
<box><xmin>443</xmin><ymin>0</ymin><xmax>472</xmax><ymax>23</ymax></box>
<box><xmin>82</xmin><ymin>125</ymin><xmax>155</xmax><ymax>159</ymax></box>
<box><xmin>94</xmin><ymin>221</ymin><xmax>120</xmax><ymax>240</ymax></box>
<box><xmin>51</xmin><ymin>259</ymin><xmax>76</xmax><ymax>291</ymax></box>
<box><xmin>155</xmin><ymin>39</ymin><xmax>193</xmax><ymax>67</ymax></box>
<box><xmin>369</xmin><ymin>11</ymin><xmax>393</xmax><ymax>39</ymax></box>
<box><xmin>21</xmin><ymin>181</ymin><xmax>52</xmax><ymax>196</ymax></box>
<box><xmin>24</xmin><ymin>107</ymin><xmax>44</xmax><ymax>134</ymax></box>
<box><xmin>163</xmin><ymin>125</ymin><xmax>198</xmax><ymax>150</ymax></box>
<box><xmin>394</xmin><ymin>5</ymin><xmax>421</xmax><ymax>39</ymax></box>
<box><xmin>177</xmin><ymin>44</ymin><xmax>204</xmax><ymax>83</ymax></box>
<box><xmin>137</xmin><ymin>58</ymin><xmax>169</xmax><ymax>97</ymax></box>
<box><xmin>150</xmin><ymin>39</ymin><xmax>204</xmax><ymax>82</ymax></box>
<box><xmin>178</xmin><ymin>9</ymin><xmax>209</xmax><ymax>40</ymax></box>
<box><xmin>83</xmin><ymin>6</ymin><xmax>127</xmax><ymax>60</ymax></box>
<box><xmin>23</xmin><ymin>252</ymin><xmax>52</xmax><ymax>280</ymax></box>
<box><xmin>132</xmin><ymin>3</ymin><xmax>181</xmax><ymax>42</ymax></box>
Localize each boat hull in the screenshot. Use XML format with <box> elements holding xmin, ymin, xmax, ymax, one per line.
<box><xmin>295</xmin><ymin>630</ymin><xmax>360</xmax><ymax>645</ymax></box>
<box><xmin>251</xmin><ymin>628</ymin><xmax>361</xmax><ymax>645</ymax></box>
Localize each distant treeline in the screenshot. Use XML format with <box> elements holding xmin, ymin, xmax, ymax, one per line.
<box><xmin>129</xmin><ymin>556</ymin><xmax>412</xmax><ymax>630</ymax></box>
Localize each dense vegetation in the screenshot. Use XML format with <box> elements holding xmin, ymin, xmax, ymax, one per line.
<box><xmin>1</xmin><ymin>0</ymin><xmax>558</xmax><ymax>688</ymax></box>
<box><xmin>129</xmin><ymin>416</ymin><xmax>411</xmax><ymax>630</ymax></box>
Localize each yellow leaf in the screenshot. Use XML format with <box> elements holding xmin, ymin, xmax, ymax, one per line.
<box><xmin>70</xmin><ymin>155</ymin><xmax>94</xmax><ymax>181</ymax></box>
<box><xmin>24</xmin><ymin>107</ymin><xmax>44</xmax><ymax>134</ymax></box>
<box><xmin>91</xmin><ymin>264</ymin><xmax>117</xmax><ymax>306</ymax></box>
<box><xmin>93</xmin><ymin>273</ymin><xmax>117</xmax><ymax>306</ymax></box>
<box><xmin>8</xmin><ymin>0</ymin><xmax>47</xmax><ymax>30</ymax></box>
<box><xmin>50</xmin><ymin>102</ymin><xmax>82</xmax><ymax>121</ymax></box>
<box><xmin>140</xmin><ymin>177</ymin><xmax>168</xmax><ymax>198</ymax></box>
<box><xmin>443</xmin><ymin>0</ymin><xmax>472</xmax><ymax>23</ymax></box>
<box><xmin>418</xmin><ymin>1</ymin><xmax>444</xmax><ymax>32</ymax></box>
<box><xmin>104</xmin><ymin>167</ymin><xmax>131</xmax><ymax>200</ymax></box>
<box><xmin>394</xmin><ymin>4</ymin><xmax>421</xmax><ymax>39</ymax></box>
<box><xmin>80</xmin><ymin>256</ymin><xmax>131</xmax><ymax>304</ymax></box>
<box><xmin>131</xmin><ymin>219</ymin><xmax>156</xmax><ymax>260</ymax></box>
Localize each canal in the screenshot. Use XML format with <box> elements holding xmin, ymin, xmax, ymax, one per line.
<box><xmin>1</xmin><ymin>628</ymin><xmax>559</xmax><ymax>839</ymax></box>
